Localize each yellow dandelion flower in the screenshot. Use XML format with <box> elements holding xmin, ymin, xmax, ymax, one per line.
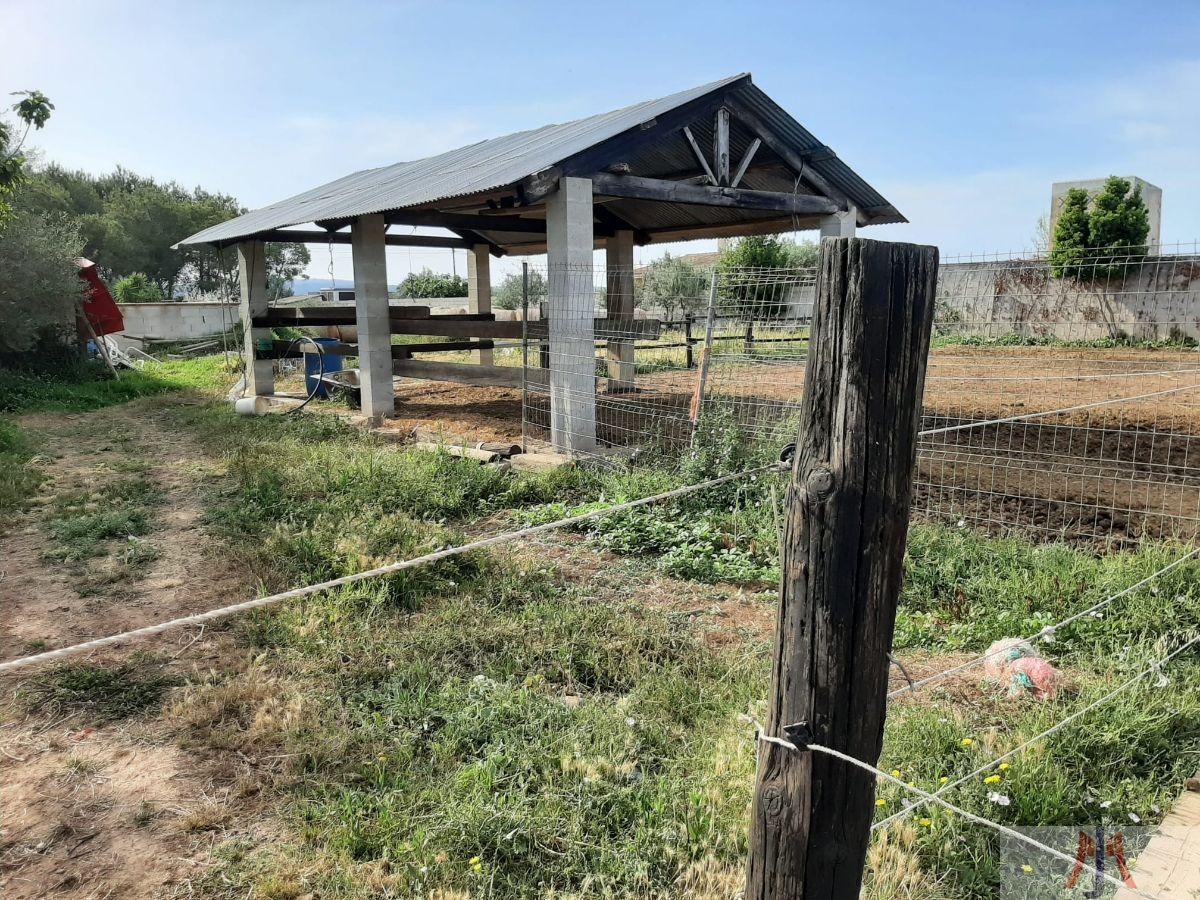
<box><xmin>468</xmin><ymin>856</ymin><xmax>481</xmax><ymax>866</ymax></box>
<box><xmin>907</xmin><ymin>781</ymin><xmax>917</xmax><ymax>789</ymax></box>
<box><xmin>918</xmin><ymin>817</ymin><xmax>932</xmax><ymax>827</ymax></box>
<box><xmin>891</xmin><ymin>769</ymin><xmax>902</xmax><ymax>778</ymax></box>
<box><xmin>876</xmin><ymin>798</ymin><xmax>887</xmax><ymax>807</ymax></box>
<box><xmin>999</xmin><ymin>763</ymin><xmax>1011</xmax><ymax>771</ymax></box>
<box><xmin>1021</xmin><ymin>864</ymin><xmax>1033</xmax><ymax>874</ymax></box>
<box><xmin>961</xmin><ymin>738</ymin><xmax>974</xmax><ymax>747</ymax></box>
<box><xmin>983</xmin><ymin>775</ymin><xmax>1002</xmax><ymax>785</ymax></box>
<box><xmin>939</xmin><ymin>776</ymin><xmax>950</xmax><ymax>784</ymax></box>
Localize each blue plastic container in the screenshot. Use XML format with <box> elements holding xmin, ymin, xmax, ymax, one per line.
<box><xmin>305</xmin><ymin>339</ymin><xmax>343</xmax><ymax>399</ymax></box>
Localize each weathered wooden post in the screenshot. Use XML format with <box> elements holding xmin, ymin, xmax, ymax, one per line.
<box><xmin>745</xmin><ymin>237</ymin><xmax>938</xmax><ymax>900</ymax></box>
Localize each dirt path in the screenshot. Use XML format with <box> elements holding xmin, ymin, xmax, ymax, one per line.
<box><xmin>0</xmin><ymin>397</ymin><xmax>253</xmax><ymax>900</ymax></box>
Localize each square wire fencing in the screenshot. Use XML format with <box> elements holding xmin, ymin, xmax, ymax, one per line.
<box><xmin>520</xmin><ymin>242</ymin><xmax>1200</xmax><ymax>547</ymax></box>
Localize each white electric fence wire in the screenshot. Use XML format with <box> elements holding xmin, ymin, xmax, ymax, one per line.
<box><xmin>916</xmin><ymin>382</ymin><xmax>1200</xmax><ymax>438</ymax></box>
<box><xmin>875</xmin><ymin>636</ymin><xmax>1200</xmax><ymax>832</ymax></box>
<box><xmin>0</xmin><ymin>462</ymin><xmax>786</xmax><ymax>675</ymax></box>
<box><xmin>801</xmin><ymin>742</ymin><xmax>1168</xmax><ymax>900</ymax></box>
<box><xmin>888</xmin><ymin>546</ymin><xmax>1200</xmax><ymax>700</ymax></box>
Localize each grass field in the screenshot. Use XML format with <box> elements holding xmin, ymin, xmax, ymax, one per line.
<box><xmin>1</xmin><ymin>357</ymin><xmax>1198</xmax><ymax>899</ymax></box>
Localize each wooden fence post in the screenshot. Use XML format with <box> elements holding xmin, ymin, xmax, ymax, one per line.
<box><xmin>745</xmin><ymin>237</ymin><xmax>938</xmax><ymax>899</ymax></box>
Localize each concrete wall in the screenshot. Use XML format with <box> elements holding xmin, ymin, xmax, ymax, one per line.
<box><xmin>115</xmin><ymin>302</ymin><xmax>237</xmax><ymax>343</ymax></box>
<box><xmin>937</xmin><ymin>256</ymin><xmax>1200</xmax><ymax>341</ymax></box>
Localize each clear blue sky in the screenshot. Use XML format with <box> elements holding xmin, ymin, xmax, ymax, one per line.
<box><xmin>4</xmin><ymin>0</ymin><xmax>1199</xmax><ymax>279</ymax></box>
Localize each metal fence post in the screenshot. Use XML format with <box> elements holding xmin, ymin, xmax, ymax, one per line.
<box><xmin>521</xmin><ymin>262</ymin><xmax>529</xmax><ymax>453</ymax></box>
<box><xmin>689</xmin><ymin>271</ymin><xmax>721</xmax><ymax>429</ymax></box>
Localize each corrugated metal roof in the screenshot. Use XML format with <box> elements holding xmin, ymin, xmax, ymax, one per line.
<box><xmin>179</xmin><ymin>73</ymin><xmax>903</xmax><ymax>247</ymax></box>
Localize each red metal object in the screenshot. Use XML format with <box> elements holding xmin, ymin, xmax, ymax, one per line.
<box><xmin>74</xmin><ymin>257</ymin><xmax>124</xmax><ymax>336</ymax></box>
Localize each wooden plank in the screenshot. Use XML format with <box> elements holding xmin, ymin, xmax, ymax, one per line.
<box><xmin>682</xmin><ymin>125</ymin><xmax>717</xmax><ymax>185</ymax></box>
<box><xmin>526</xmin><ymin>317</ymin><xmax>661</xmax><ymax>341</ymax></box>
<box><xmin>730</xmin><ymin>137</ymin><xmax>761</xmax><ymax>189</ymax></box>
<box><xmin>390</xmin><ymin>319</ymin><xmax>522</xmax><ymax>339</ymax></box>
<box><xmin>391</xmin><ymin>358</ymin><xmax>524</xmax><ymax>389</ymax></box>
<box><xmin>254</xmin><ymin>305</ymin><xmax>431</xmax><ymax>324</ymax></box>
<box><xmin>745</xmin><ymin>238</ymin><xmax>938</xmax><ymax>899</ymax></box>
<box><xmin>384</xmin><ymin>210</ymin><xmax>550</xmax><ymax>234</ymax></box>
<box><xmin>714</xmin><ymin>107</ymin><xmax>730</xmax><ymax>185</ymax></box>
<box><xmin>1115</xmin><ymin>775</ymin><xmax>1200</xmax><ymax>899</ymax></box>
<box><xmin>230</xmin><ymin>229</ymin><xmax>472</xmax><ymax>250</ymax></box>
<box><xmin>590</xmin><ymin>172</ymin><xmax>839</xmax><ymax>215</ymax></box>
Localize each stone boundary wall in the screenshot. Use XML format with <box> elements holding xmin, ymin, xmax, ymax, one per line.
<box><xmin>937</xmin><ymin>256</ymin><xmax>1200</xmax><ymax>341</ymax></box>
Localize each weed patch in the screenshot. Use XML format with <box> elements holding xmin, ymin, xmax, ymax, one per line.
<box><xmin>43</xmin><ymin>475</ymin><xmax>163</xmax><ymax>562</ymax></box>
<box><xmin>21</xmin><ymin>657</ymin><xmax>179</xmax><ymax>723</ymax></box>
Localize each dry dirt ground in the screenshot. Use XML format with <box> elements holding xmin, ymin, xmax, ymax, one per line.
<box><xmin>0</xmin><ymin>398</ymin><xmax>260</xmax><ymax>900</ymax></box>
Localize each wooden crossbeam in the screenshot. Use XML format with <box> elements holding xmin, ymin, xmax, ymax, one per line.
<box><xmin>590</xmin><ymin>172</ymin><xmax>840</xmax><ymax>215</ymax></box>
<box><xmin>385</xmin><ymin>210</ymin><xmax>552</xmax><ymax>234</ymax></box>
<box><xmin>229</xmin><ymin>229</ymin><xmax>471</xmax><ymax>250</ymax></box>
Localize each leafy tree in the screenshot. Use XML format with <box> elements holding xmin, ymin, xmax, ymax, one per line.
<box><xmin>112</xmin><ymin>272</ymin><xmax>164</xmax><ymax>304</ymax></box>
<box><xmin>0</xmin><ymin>90</ymin><xmax>54</xmax><ymax>227</ymax></box>
<box><xmin>637</xmin><ymin>253</ymin><xmax>707</xmax><ymax>321</ymax></box>
<box><xmin>1050</xmin><ymin>188</ymin><xmax>1091</xmax><ymax>278</ymax></box>
<box><xmin>18</xmin><ymin>165</ymin><xmax>309</xmax><ymax>299</ymax></box>
<box><xmin>1051</xmin><ymin>178</ymin><xmax>1150</xmax><ymax>281</ymax></box>
<box><xmin>494</xmin><ymin>269</ymin><xmax>547</xmax><ymax>310</ymax></box>
<box><xmin>0</xmin><ymin>201</ymin><xmax>82</xmax><ymax>358</ymax></box>
<box><xmin>395</xmin><ymin>268</ymin><xmax>468</xmax><ymax>299</ymax></box>
<box><xmin>1088</xmin><ymin>176</ymin><xmax>1150</xmax><ymax>278</ymax></box>
<box><xmin>717</xmin><ymin>235</ymin><xmax>813</xmax><ymax>316</ymax></box>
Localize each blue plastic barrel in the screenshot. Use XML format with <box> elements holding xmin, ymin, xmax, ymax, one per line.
<box><xmin>305</xmin><ymin>339</ymin><xmax>343</xmax><ymax>399</ymax></box>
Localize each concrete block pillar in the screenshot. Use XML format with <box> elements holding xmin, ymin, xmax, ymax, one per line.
<box><xmin>605</xmin><ymin>229</ymin><xmax>635</xmax><ymax>392</ymax></box>
<box><xmin>546</xmin><ymin>176</ymin><xmax>597</xmax><ymax>452</ymax></box>
<box><xmin>351</xmin><ymin>214</ymin><xmax>395</xmax><ymax>421</ymax></box>
<box><xmin>466</xmin><ymin>244</ymin><xmax>494</xmax><ymax>366</ymax></box>
<box><xmin>819</xmin><ymin>205</ymin><xmax>857</xmax><ymax>239</ymax></box>
<box><xmin>236</xmin><ymin>240</ymin><xmax>274</xmax><ymax>397</ymax></box>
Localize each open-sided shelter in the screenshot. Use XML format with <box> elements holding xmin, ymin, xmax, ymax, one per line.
<box><xmin>178</xmin><ymin>73</ymin><xmax>903</xmax><ymax>452</ymax></box>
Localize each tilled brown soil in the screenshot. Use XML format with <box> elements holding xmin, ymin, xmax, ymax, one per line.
<box><xmin>388</xmin><ymin>346</ymin><xmax>1200</xmax><ymax>544</ymax></box>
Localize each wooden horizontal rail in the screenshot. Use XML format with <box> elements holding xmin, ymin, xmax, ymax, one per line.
<box><xmin>391</xmin><ymin>359</ymin><xmax>524</xmax><ymax>389</ymax></box>
<box><xmin>263</xmin><ymin>339</ymin><xmax>497</xmax><ymax>359</ymax></box>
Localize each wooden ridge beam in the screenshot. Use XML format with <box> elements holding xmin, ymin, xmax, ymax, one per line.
<box><xmin>590</xmin><ymin>172</ymin><xmax>839</xmax><ymax>215</ymax></box>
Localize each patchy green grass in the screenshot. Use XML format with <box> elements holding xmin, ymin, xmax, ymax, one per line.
<box><xmin>43</xmin><ymin>475</ymin><xmax>163</xmax><ymax>562</ymax></box>
<box><xmin>151</xmin><ymin>398</ymin><xmax>1200</xmax><ymax>900</ymax></box>
<box><xmin>0</xmin><ymin>417</ymin><xmax>45</xmax><ymax>516</ymax></box>
<box><xmin>0</xmin><ymin>355</ymin><xmax>233</xmax><ymax>415</ymax></box>
<box><xmin>20</xmin><ymin>656</ymin><xmax>180</xmax><ymax>723</ymax></box>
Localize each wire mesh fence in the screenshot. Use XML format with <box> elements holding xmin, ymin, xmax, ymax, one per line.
<box><xmin>521</xmin><ymin>243</ymin><xmax>1200</xmax><ymax>546</ymax></box>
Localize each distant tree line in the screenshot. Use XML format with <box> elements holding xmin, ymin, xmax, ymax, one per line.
<box><xmin>20</xmin><ymin>164</ymin><xmax>310</xmax><ymax>301</ymax></box>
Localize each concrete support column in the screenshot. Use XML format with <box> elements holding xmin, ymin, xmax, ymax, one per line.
<box><xmin>546</xmin><ymin>176</ymin><xmax>597</xmax><ymax>452</ymax></box>
<box><xmin>605</xmin><ymin>229</ymin><xmax>635</xmax><ymax>392</ymax></box>
<box><xmin>351</xmin><ymin>214</ymin><xmax>395</xmax><ymax>422</ymax></box>
<box><xmin>237</xmin><ymin>240</ymin><xmax>274</xmax><ymax>397</ymax></box>
<box><xmin>466</xmin><ymin>244</ymin><xmax>494</xmax><ymax>366</ymax></box>
<box><xmin>819</xmin><ymin>205</ymin><xmax>857</xmax><ymax>239</ymax></box>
